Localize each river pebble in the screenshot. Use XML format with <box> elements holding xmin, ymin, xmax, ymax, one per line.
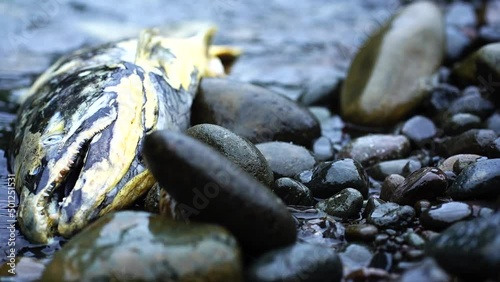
<box><xmin>338</xmin><ymin>135</ymin><xmax>411</xmax><ymax>167</ymax></box>
<box><xmin>420</xmin><ymin>202</ymin><xmax>472</xmax><ymax>231</ymax></box>
<box><xmin>426</xmin><ymin>212</ymin><xmax>500</xmax><ymax>280</ymax></box>
<box><xmin>143</xmin><ymin>131</ymin><xmax>297</xmax><ymax>255</ymax></box>
<box><xmin>315</xmin><ymin>188</ymin><xmax>363</xmax><ymax>219</ymax></box>
<box><xmin>192</xmin><ymin>78</ymin><xmax>320</xmax><ymax>146</ymax></box>
<box><xmin>245</xmin><ymin>242</ymin><xmax>343</xmax><ymax>282</ymax></box>
<box><xmin>186</xmin><ymin>124</ymin><xmax>273</xmax><ymax>187</ymax></box>
<box><xmin>42</xmin><ymin>211</ymin><xmax>243</xmax><ymax>281</ymax></box>
<box><xmin>256</xmin><ymin>141</ymin><xmax>316</xmax><ymax>178</ymax></box>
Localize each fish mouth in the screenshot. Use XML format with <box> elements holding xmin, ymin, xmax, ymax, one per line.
<box><xmin>18</xmin><ymin>137</ymin><xmax>91</xmax><ymax>244</ymax></box>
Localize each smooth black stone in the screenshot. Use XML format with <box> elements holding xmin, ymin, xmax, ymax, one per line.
<box><xmin>447</xmin><ymin>158</ymin><xmax>500</xmax><ymax>200</ymax></box>
<box><xmin>414</xmin><ymin>200</ymin><xmax>431</xmax><ymax>217</ymax></box>
<box><xmin>369</xmin><ymin>252</ymin><xmax>393</xmax><ymax>272</ymax></box>
<box><xmin>401</xmin><ymin>115</ymin><xmax>437</xmax><ymax>147</ymax></box>
<box><xmin>380</xmin><ymin>174</ymin><xmax>405</xmax><ymax>201</ymax></box>
<box><xmin>427</xmin><ymin>213</ymin><xmax>500</xmax><ymax>280</ymax></box>
<box><xmin>368</xmin><ymin>159</ymin><xmax>421</xmax><ymax>181</ymax></box>
<box><xmin>390</xmin><ymin>167</ymin><xmax>448</xmax><ymax>205</ymax></box>
<box><xmin>443</xmin><ymin>113</ymin><xmax>482</xmax><ymax>136</ymax></box>
<box><xmin>192</xmin><ymin>78</ymin><xmax>320</xmax><ymax>146</ymax></box>
<box><xmin>367</xmin><ymin>203</ymin><xmax>415</xmax><ymax>230</ymax></box>
<box><xmin>245</xmin><ymin>242</ymin><xmax>343</xmax><ymax>282</ymax></box>
<box><xmin>256</xmin><ymin>141</ymin><xmax>316</xmax><ymax>179</ymax></box>
<box><xmin>143</xmin><ymin>131</ymin><xmax>296</xmax><ymax>255</ymax></box>
<box><xmin>272</xmin><ymin>178</ymin><xmax>315</xmax><ymax>206</ymax></box>
<box><xmin>186</xmin><ymin>124</ymin><xmax>274</xmax><ymax>187</ymax></box>
<box><xmin>420</xmin><ymin>202</ymin><xmax>472</xmax><ymax>231</ymax></box>
<box><xmin>315</xmin><ymin>188</ymin><xmax>363</xmax><ymax>219</ymax></box>
<box><xmin>489</xmin><ymin>137</ymin><xmax>500</xmax><ymax>158</ymax></box>
<box><xmin>306</xmin><ymin>159</ymin><xmax>369</xmax><ymax>199</ymax></box>
<box><xmin>345</xmin><ymin>224</ymin><xmax>378</xmax><ymax>242</ymax></box>
<box><xmin>437</xmin><ymin>129</ymin><xmax>497</xmax><ymax>157</ymax></box>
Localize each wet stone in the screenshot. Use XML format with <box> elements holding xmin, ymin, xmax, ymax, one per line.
<box><xmin>427</xmin><ymin>213</ymin><xmax>500</xmax><ymax>280</ymax></box>
<box><xmin>363</xmin><ymin>197</ymin><xmax>386</xmax><ymax>218</ymax></box>
<box><xmin>0</xmin><ymin>257</ymin><xmax>47</xmax><ymax>282</ymax></box>
<box><xmin>315</xmin><ymin>188</ymin><xmax>363</xmax><ymax>219</ymax></box>
<box><xmin>42</xmin><ymin>211</ymin><xmax>243</xmax><ymax>281</ymax></box>
<box><xmin>438</xmin><ymin>154</ymin><xmax>483</xmax><ymax>174</ymax></box>
<box><xmin>447</xmin><ymin>158</ymin><xmax>500</xmax><ymax>200</ymax></box>
<box><xmin>401</xmin><ymin>116</ymin><xmax>437</xmax><ymax>147</ymax></box>
<box><xmin>443</xmin><ymin>113</ymin><xmax>482</xmax><ymax>136</ymax></box>
<box><xmin>399</xmin><ymin>258</ymin><xmax>450</xmax><ymax>282</ymax></box>
<box><xmin>143</xmin><ymin>131</ymin><xmax>297</xmax><ymax>255</ymax></box>
<box><xmin>339</xmin><ymin>243</ymin><xmax>374</xmax><ymax>274</ymax></box>
<box><xmin>312</xmin><ymin>136</ymin><xmax>334</xmax><ymax>161</ymax></box>
<box><xmin>390</xmin><ymin>167</ymin><xmax>448</xmax><ymax>206</ymax></box>
<box><xmin>144</xmin><ymin>183</ymin><xmax>161</xmax><ymax>213</ymax></box>
<box><xmin>414</xmin><ymin>200</ymin><xmax>432</xmax><ymax>217</ymax></box>
<box><xmin>245</xmin><ymin>242</ymin><xmax>343</xmax><ymax>282</ymax></box>
<box><xmin>186</xmin><ymin>124</ymin><xmax>273</xmax><ymax>187</ymax></box>
<box><xmin>487</xmin><ymin>112</ymin><xmax>500</xmax><ymax>135</ymax></box>
<box><xmin>320</xmin><ymin>115</ymin><xmax>346</xmax><ymax>145</ymax></box>
<box><xmin>369</xmin><ymin>252</ymin><xmax>393</xmax><ymax>272</ymax></box>
<box><xmin>192</xmin><ymin>78</ymin><xmax>320</xmax><ymax>146</ymax></box>
<box><xmin>338</xmin><ymin>134</ymin><xmax>411</xmax><ymax>167</ymax></box>
<box><xmin>444</xmin><ymin>1</ymin><xmax>477</xmax><ymax>62</ymax></box>
<box><xmin>404</xmin><ymin>232</ymin><xmax>426</xmax><ymax>249</ymax></box>
<box><xmin>479</xmin><ymin>25</ymin><xmax>500</xmax><ymax>45</ymax></box>
<box><xmin>367</xmin><ymin>203</ymin><xmax>415</xmax><ymax>230</ymax></box>
<box><xmin>437</xmin><ymin>129</ymin><xmax>497</xmax><ymax>157</ymax></box>
<box><xmin>340</xmin><ymin>1</ymin><xmax>445</xmax><ymax>126</ymax></box>
<box><xmin>256</xmin><ymin>141</ymin><xmax>316</xmax><ymax>179</ymax></box>
<box><xmin>380</xmin><ymin>174</ymin><xmax>405</xmax><ymax>201</ymax></box>
<box><xmin>367</xmin><ymin>159</ymin><xmax>421</xmax><ymax>181</ymax></box>
<box><xmin>271</xmin><ymin>178</ymin><xmax>315</xmax><ymax>206</ymax></box>
<box><xmin>308</xmin><ymin>107</ymin><xmax>332</xmax><ymax>123</ymax></box>
<box><xmin>345</xmin><ymin>224</ymin><xmax>378</xmax><ymax>242</ymax></box>
<box><xmin>306</xmin><ymin>159</ymin><xmax>369</xmax><ymax>199</ymax></box>
<box><xmin>447</xmin><ymin>89</ymin><xmax>495</xmax><ymax>119</ymax></box>
<box><xmin>420</xmin><ymin>202</ymin><xmax>472</xmax><ymax>231</ymax></box>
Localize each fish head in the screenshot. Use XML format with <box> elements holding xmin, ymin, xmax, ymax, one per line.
<box><xmin>13</xmin><ymin>64</ymin><xmax>155</xmax><ymax>243</ymax></box>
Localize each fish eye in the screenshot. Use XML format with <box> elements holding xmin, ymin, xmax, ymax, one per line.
<box><xmin>41</xmin><ymin>134</ymin><xmax>64</xmax><ymax>146</ymax></box>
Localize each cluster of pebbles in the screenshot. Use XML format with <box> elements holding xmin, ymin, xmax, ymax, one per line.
<box><xmin>4</xmin><ymin>0</ymin><xmax>500</xmax><ymax>281</ymax></box>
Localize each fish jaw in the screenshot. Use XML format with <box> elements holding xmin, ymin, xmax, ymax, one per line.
<box><xmin>14</xmin><ymin>64</ymin><xmax>150</xmax><ymax>243</ymax></box>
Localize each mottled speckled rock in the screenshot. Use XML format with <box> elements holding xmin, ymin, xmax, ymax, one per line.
<box><xmin>192</xmin><ymin>78</ymin><xmax>320</xmax><ymax>146</ymax></box>
<box><xmin>447</xmin><ymin>158</ymin><xmax>500</xmax><ymax>200</ymax></box>
<box><xmin>338</xmin><ymin>135</ymin><xmax>411</xmax><ymax>167</ymax></box>
<box><xmin>186</xmin><ymin>124</ymin><xmax>273</xmax><ymax>187</ymax></box>
<box><xmin>306</xmin><ymin>159</ymin><xmax>369</xmax><ymax>198</ymax></box>
<box><xmin>271</xmin><ymin>178</ymin><xmax>315</xmax><ymax>206</ymax></box>
<box><xmin>341</xmin><ymin>1</ymin><xmax>445</xmax><ymax>126</ymax></box>
<box><xmin>143</xmin><ymin>131</ymin><xmax>296</xmax><ymax>255</ymax></box>
<box><xmin>420</xmin><ymin>202</ymin><xmax>472</xmax><ymax>231</ymax></box>
<box><xmin>390</xmin><ymin>167</ymin><xmax>448</xmax><ymax>205</ymax></box>
<box><xmin>245</xmin><ymin>243</ymin><xmax>343</xmax><ymax>282</ymax></box>
<box><xmin>316</xmin><ymin>188</ymin><xmax>363</xmax><ymax>219</ymax></box>
<box><xmin>256</xmin><ymin>141</ymin><xmax>316</xmax><ymax>178</ymax></box>
<box><xmin>427</xmin><ymin>213</ymin><xmax>500</xmax><ymax>280</ymax></box>
<box><xmin>367</xmin><ymin>203</ymin><xmax>415</xmax><ymax>230</ymax></box>
<box><xmin>42</xmin><ymin>211</ymin><xmax>243</xmax><ymax>282</ymax></box>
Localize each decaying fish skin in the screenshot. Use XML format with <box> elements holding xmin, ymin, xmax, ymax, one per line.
<box><xmin>10</xmin><ymin>23</ymin><xmax>240</xmax><ymax>243</ymax></box>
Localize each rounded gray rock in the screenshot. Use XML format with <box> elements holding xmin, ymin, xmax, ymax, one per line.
<box><xmin>186</xmin><ymin>124</ymin><xmax>273</xmax><ymax>187</ymax></box>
